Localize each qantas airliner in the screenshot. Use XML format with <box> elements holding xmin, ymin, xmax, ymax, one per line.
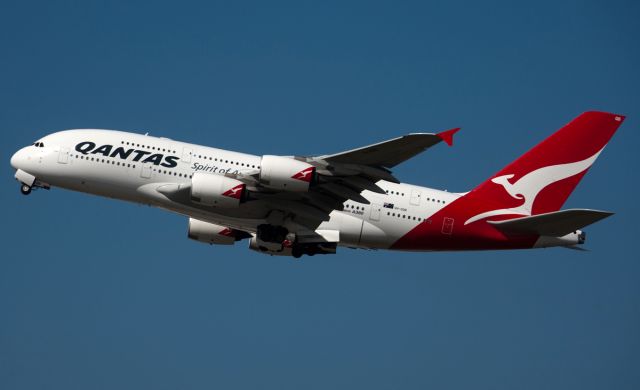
<box><xmin>10</xmin><ymin>111</ymin><xmax>623</xmax><ymax>258</ymax></box>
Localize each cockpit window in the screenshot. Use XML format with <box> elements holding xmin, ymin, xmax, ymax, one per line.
<box><xmin>33</xmin><ymin>142</ymin><xmax>44</xmax><ymax>147</ymax></box>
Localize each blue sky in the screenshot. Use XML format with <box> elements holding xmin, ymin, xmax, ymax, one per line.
<box><xmin>1</xmin><ymin>1</ymin><xmax>639</xmax><ymax>389</ymax></box>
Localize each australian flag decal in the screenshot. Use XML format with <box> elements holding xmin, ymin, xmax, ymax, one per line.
<box><xmin>383</xmin><ymin>202</ymin><xmax>394</xmax><ymax>209</ymax></box>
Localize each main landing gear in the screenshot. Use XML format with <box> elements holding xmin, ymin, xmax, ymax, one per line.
<box><xmin>254</xmin><ymin>224</ymin><xmax>337</xmax><ymax>259</ymax></box>
<box><xmin>290</xmin><ymin>242</ymin><xmax>337</xmax><ymax>258</ymax></box>
<box><xmin>257</xmin><ymin>224</ymin><xmax>289</xmax><ymax>243</ymax></box>
<box><xmin>291</xmin><ymin>244</ymin><xmax>318</xmax><ymax>259</ymax></box>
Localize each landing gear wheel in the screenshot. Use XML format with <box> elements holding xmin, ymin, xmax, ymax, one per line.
<box><xmin>20</xmin><ymin>183</ymin><xmax>32</xmax><ymax>195</ymax></box>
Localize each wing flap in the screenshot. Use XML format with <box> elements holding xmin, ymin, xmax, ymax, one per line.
<box><xmin>488</xmin><ymin>209</ymin><xmax>614</xmax><ymax>237</ymax></box>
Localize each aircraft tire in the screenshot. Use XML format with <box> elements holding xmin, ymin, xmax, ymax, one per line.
<box><xmin>20</xmin><ymin>183</ymin><xmax>32</xmax><ymax>195</ymax></box>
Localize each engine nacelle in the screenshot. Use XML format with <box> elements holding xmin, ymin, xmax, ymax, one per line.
<box><xmin>190</xmin><ymin>172</ymin><xmax>246</xmax><ymax>207</ymax></box>
<box><xmin>259</xmin><ymin>155</ymin><xmax>316</xmax><ymax>192</ymax></box>
<box><xmin>188</xmin><ymin>218</ymin><xmax>247</xmax><ymax>245</ymax></box>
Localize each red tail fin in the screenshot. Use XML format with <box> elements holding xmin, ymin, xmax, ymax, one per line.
<box><xmin>464</xmin><ymin>111</ymin><xmax>624</xmax><ymax>225</ymax></box>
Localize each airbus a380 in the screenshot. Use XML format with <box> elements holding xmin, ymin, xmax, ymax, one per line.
<box><xmin>10</xmin><ymin>111</ymin><xmax>623</xmax><ymax>258</ymax></box>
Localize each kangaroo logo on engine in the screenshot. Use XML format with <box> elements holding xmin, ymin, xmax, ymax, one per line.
<box><xmin>75</xmin><ymin>141</ymin><xmax>179</xmax><ymax>168</ymax></box>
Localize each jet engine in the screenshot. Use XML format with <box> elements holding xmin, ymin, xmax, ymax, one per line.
<box><xmin>190</xmin><ymin>172</ymin><xmax>246</xmax><ymax>207</ymax></box>
<box><xmin>187</xmin><ymin>218</ymin><xmax>250</xmax><ymax>245</ymax></box>
<box><xmin>259</xmin><ymin>155</ymin><xmax>316</xmax><ymax>192</ymax></box>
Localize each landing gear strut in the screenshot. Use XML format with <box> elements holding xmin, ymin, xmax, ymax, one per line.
<box><xmin>20</xmin><ymin>183</ymin><xmax>32</xmax><ymax>195</ymax></box>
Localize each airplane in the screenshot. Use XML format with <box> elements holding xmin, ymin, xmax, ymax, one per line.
<box><xmin>10</xmin><ymin>111</ymin><xmax>624</xmax><ymax>258</ymax></box>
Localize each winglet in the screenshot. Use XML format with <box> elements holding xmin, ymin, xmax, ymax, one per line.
<box><xmin>436</xmin><ymin>128</ymin><xmax>460</xmax><ymax>146</ymax></box>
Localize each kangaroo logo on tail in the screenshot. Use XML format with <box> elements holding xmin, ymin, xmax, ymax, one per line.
<box><xmin>464</xmin><ymin>148</ymin><xmax>604</xmax><ymax>225</ymax></box>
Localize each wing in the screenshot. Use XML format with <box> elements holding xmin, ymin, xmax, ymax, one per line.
<box><xmin>318</xmin><ymin>128</ymin><xmax>460</xmax><ymax>168</ymax></box>
<box><xmin>254</xmin><ymin>128</ymin><xmax>460</xmax><ymax>229</ymax></box>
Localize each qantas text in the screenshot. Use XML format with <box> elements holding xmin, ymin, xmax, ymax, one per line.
<box><xmin>75</xmin><ymin>142</ymin><xmax>179</xmax><ymax>167</ymax></box>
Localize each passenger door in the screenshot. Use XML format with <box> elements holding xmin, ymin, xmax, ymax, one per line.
<box><xmin>140</xmin><ymin>163</ymin><xmax>152</xmax><ymax>179</ymax></box>
<box><xmin>441</xmin><ymin>217</ymin><xmax>454</xmax><ymax>235</ymax></box>
<box><xmin>182</xmin><ymin>147</ymin><xmax>193</xmax><ymax>163</ymax></box>
<box><xmin>369</xmin><ymin>203</ymin><xmax>381</xmax><ymax>222</ymax></box>
<box><xmin>410</xmin><ymin>190</ymin><xmax>421</xmax><ymax>206</ymax></box>
<box><xmin>58</xmin><ymin>147</ymin><xmax>69</xmax><ymax>164</ymax></box>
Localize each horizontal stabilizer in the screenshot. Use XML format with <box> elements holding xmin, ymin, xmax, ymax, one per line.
<box><xmin>488</xmin><ymin>209</ymin><xmax>614</xmax><ymax>237</ymax></box>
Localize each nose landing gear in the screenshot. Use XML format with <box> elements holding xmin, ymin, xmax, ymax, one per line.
<box><xmin>15</xmin><ymin>169</ymin><xmax>42</xmax><ymax>196</ymax></box>
<box><xmin>17</xmin><ymin>180</ymin><xmax>49</xmax><ymax>195</ymax></box>
<box><xmin>20</xmin><ymin>183</ymin><xmax>32</xmax><ymax>195</ymax></box>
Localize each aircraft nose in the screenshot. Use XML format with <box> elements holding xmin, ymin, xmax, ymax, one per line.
<box><xmin>10</xmin><ymin>147</ymin><xmax>27</xmax><ymax>169</ymax></box>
